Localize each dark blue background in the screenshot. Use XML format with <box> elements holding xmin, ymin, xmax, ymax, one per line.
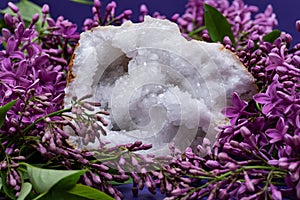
<box><xmin>1</xmin><ymin>0</ymin><xmax>300</xmax><ymax>45</ymax></box>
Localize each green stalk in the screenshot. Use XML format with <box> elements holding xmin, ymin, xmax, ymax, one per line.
<box><xmin>23</xmin><ymin>107</ymin><xmax>72</xmax><ymax>134</ymax></box>
<box><xmin>188</xmin><ymin>26</ymin><xmax>206</xmax><ymax>37</ymax></box>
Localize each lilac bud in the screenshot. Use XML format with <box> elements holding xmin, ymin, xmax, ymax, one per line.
<box><xmin>100</xmin><ymin>172</ymin><xmax>112</xmax><ymax>181</ymax></box>
<box><xmin>131</xmin><ymin>172</ymin><xmax>140</xmax><ymax>183</ymax></box>
<box><xmin>94</xmin><ymin>0</ymin><xmax>101</xmax><ymax>9</ymax></box>
<box><xmin>270</xmin><ymin>184</ymin><xmax>282</xmax><ymax>200</ymax></box>
<box><xmin>82</xmin><ymin>102</ymin><xmax>95</xmax><ymax>111</ymax></box>
<box><xmin>131</xmin><ymin>157</ymin><xmax>139</xmax><ymax>167</ymax></box>
<box><xmin>180</xmin><ymin>177</ymin><xmax>192</xmax><ymax>184</ymax></box>
<box><xmin>218</xmin><ymin>188</ymin><xmax>229</xmax><ymax>199</ymax></box>
<box><xmin>205</xmin><ymin>160</ymin><xmax>220</xmax><ymax>168</ymax></box>
<box><xmin>12</xmin><ymin>156</ymin><xmax>25</xmax><ymax>161</ymax></box>
<box><xmin>240</xmin><ymin>126</ymin><xmax>251</xmax><ymax>137</ymax></box>
<box><xmin>90</xmin><ymin>163</ymin><xmax>109</xmax><ymax>171</ymax></box>
<box><xmin>8</xmin><ymin>173</ymin><xmax>17</xmax><ymax>187</ymax></box>
<box><xmin>171</xmin><ymin>188</ymin><xmax>189</xmax><ymax>196</ymax></box>
<box><xmin>159</xmin><ymin>182</ymin><xmax>165</xmax><ymax>194</ymax></box>
<box><xmin>225</xmin><ymin>162</ymin><xmax>238</xmax><ymax>170</ymax></box>
<box><xmin>49</xmin><ymin>137</ymin><xmax>56</xmax><ymax>151</ymax></box>
<box><xmin>244</xmin><ymin>171</ymin><xmax>255</xmax><ymax>192</ymax></box>
<box><xmin>166</xmin><ymin>180</ymin><xmax>173</xmax><ymax>192</ymax></box>
<box><xmin>42</xmin><ymin>4</ymin><xmax>49</xmax><ymax>14</ymax></box>
<box><xmin>180</xmin><ymin>161</ymin><xmax>192</xmax><ymax>169</ymax></box>
<box><xmin>247</xmin><ymin>40</ymin><xmax>255</xmax><ymax>50</ymax></box>
<box><xmin>140</xmin><ymin>4</ymin><xmax>148</xmax><ymax>14</ymax></box>
<box><xmin>106</xmin><ymin>1</ymin><xmax>116</xmax><ymax>13</ymax></box>
<box><xmin>119</xmin><ymin>156</ymin><xmax>126</xmax><ymax>166</ymax></box>
<box><xmin>8</xmin><ymin>2</ymin><xmax>19</xmax><ymax>13</ymax></box>
<box><xmin>218</xmin><ymin>152</ymin><xmax>233</xmax><ymax>162</ymax></box>
<box><xmin>31</xmin><ymin>13</ymin><xmax>40</xmax><ymax>25</ymax></box>
<box><xmin>9</xmin><ymin>127</ymin><xmax>16</xmax><ymax>134</ymax></box>
<box><xmin>288</xmin><ymin>161</ymin><xmax>299</xmax><ymax>172</ymax></box>
<box><xmin>4</xmin><ymin>13</ymin><xmax>14</xmax><ymax>26</ymax></box>
<box><xmin>140</xmin><ymin>167</ymin><xmax>147</xmax><ymax>174</ymax></box>
<box><xmin>296</xmin><ymin>20</ymin><xmax>300</xmax><ymax>32</ymax></box>
<box><xmin>268</xmin><ymin>159</ymin><xmax>279</xmax><ymax>166</ymax></box>
<box><xmin>223</xmin><ymin>36</ymin><xmax>232</xmax><ymax>46</ymax></box>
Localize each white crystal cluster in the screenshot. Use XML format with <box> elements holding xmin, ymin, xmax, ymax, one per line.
<box><xmin>65</xmin><ymin>16</ymin><xmax>257</xmax><ymax>155</ymax></box>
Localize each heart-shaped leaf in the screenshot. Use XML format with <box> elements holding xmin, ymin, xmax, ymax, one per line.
<box><xmin>26</xmin><ymin>164</ymin><xmax>87</xmax><ymax>193</ymax></box>
<box><xmin>33</xmin><ymin>190</ymin><xmax>87</xmax><ymax>200</ymax></box>
<box><xmin>0</xmin><ymin>0</ymin><xmax>46</xmax><ymax>31</ymax></box>
<box><xmin>17</xmin><ymin>182</ymin><xmax>32</xmax><ymax>200</ymax></box>
<box><xmin>204</xmin><ymin>4</ymin><xmax>235</xmax><ymax>46</ymax></box>
<box><xmin>67</xmin><ymin>184</ymin><xmax>114</xmax><ymax>200</ymax></box>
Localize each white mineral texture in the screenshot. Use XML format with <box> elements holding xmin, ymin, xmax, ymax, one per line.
<box><xmin>65</xmin><ymin>16</ymin><xmax>257</xmax><ymax>155</ymax></box>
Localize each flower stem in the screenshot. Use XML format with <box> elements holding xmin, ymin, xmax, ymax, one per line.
<box><xmin>188</xmin><ymin>26</ymin><xmax>206</xmax><ymax>37</ymax></box>
<box><xmin>23</xmin><ymin>107</ymin><xmax>72</xmax><ymax>134</ymax></box>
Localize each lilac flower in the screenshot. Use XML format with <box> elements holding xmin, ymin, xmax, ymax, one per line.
<box><xmin>265</xmin><ymin>117</ymin><xmax>289</xmax><ymax>144</ymax></box>
<box><xmin>253</xmin><ymin>77</ymin><xmax>282</xmax><ymax>115</ymax></box>
<box><xmin>221</xmin><ymin>92</ymin><xmax>249</xmax><ymax>124</ymax></box>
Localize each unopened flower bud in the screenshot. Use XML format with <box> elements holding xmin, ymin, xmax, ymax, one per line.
<box><xmin>240</xmin><ymin>126</ymin><xmax>251</xmax><ymax>137</ymax></box>
<box><xmin>205</xmin><ymin>160</ymin><xmax>220</xmax><ymax>169</ymax></box>
<box><xmin>296</xmin><ymin>20</ymin><xmax>300</xmax><ymax>32</ymax></box>
<box><xmin>244</xmin><ymin>171</ymin><xmax>255</xmax><ymax>192</ymax></box>
<box><xmin>8</xmin><ymin>2</ymin><xmax>19</xmax><ymax>13</ymax></box>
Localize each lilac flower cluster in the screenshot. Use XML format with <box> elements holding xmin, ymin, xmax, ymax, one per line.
<box><xmin>82</xmin><ymin>0</ymin><xmax>132</xmax><ymax>31</ymax></box>
<box><xmin>0</xmin><ymin>1</ymin><xmax>140</xmax><ymax>199</ymax></box>
<box><xmin>172</xmin><ymin>0</ymin><xmax>278</xmax><ymax>48</ymax></box>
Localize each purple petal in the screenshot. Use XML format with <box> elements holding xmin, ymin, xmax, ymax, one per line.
<box><xmin>6</xmin><ymin>36</ymin><xmax>17</xmax><ymax>53</ymax></box>
<box><xmin>276</xmin><ymin>117</ymin><xmax>288</xmax><ymax>132</ymax></box>
<box><xmin>270</xmin><ymin>185</ymin><xmax>282</xmax><ymax>200</ymax></box>
<box><xmin>16</xmin><ymin>61</ymin><xmax>28</xmax><ymax>76</ymax></box>
<box><xmin>222</xmin><ymin>107</ymin><xmax>239</xmax><ymax>117</ymax></box>
<box><xmin>9</xmin><ymin>51</ymin><xmax>24</xmax><ymax>60</ymax></box>
<box><xmin>253</xmin><ymin>93</ymin><xmax>270</xmax><ymax>104</ymax></box>
<box><xmin>262</xmin><ymin>103</ymin><xmax>274</xmax><ymax>114</ymax></box>
<box><xmin>232</xmin><ymin>92</ymin><xmax>247</xmax><ymax>109</ymax></box>
<box><xmin>15</xmin><ymin>23</ymin><xmax>25</xmax><ymax>39</ymax></box>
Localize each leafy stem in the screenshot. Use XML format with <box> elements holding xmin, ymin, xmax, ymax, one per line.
<box><xmin>23</xmin><ymin>107</ymin><xmax>72</xmax><ymax>134</ymax></box>
<box><xmin>188</xmin><ymin>26</ymin><xmax>206</xmax><ymax>37</ymax></box>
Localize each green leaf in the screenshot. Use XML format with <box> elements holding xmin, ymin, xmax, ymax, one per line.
<box><xmin>67</xmin><ymin>184</ymin><xmax>114</xmax><ymax>200</ymax></box>
<box><xmin>0</xmin><ymin>0</ymin><xmax>45</xmax><ymax>31</ymax></box>
<box><xmin>263</xmin><ymin>29</ymin><xmax>281</xmax><ymax>43</ymax></box>
<box><xmin>70</xmin><ymin>0</ymin><xmax>94</xmax><ymax>5</ymax></box>
<box><xmin>17</xmin><ymin>182</ymin><xmax>32</xmax><ymax>200</ymax></box>
<box><xmin>204</xmin><ymin>4</ymin><xmax>235</xmax><ymax>46</ymax></box>
<box><xmin>109</xmin><ymin>176</ymin><xmax>133</xmax><ymax>185</ymax></box>
<box><xmin>52</xmin><ymin>170</ymin><xmax>87</xmax><ymax>191</ymax></box>
<box><xmin>26</xmin><ymin>164</ymin><xmax>87</xmax><ymax>193</ymax></box>
<box><xmin>0</xmin><ymin>99</ymin><xmax>17</xmax><ymax>129</ymax></box>
<box><xmin>33</xmin><ymin>190</ymin><xmax>87</xmax><ymax>200</ymax></box>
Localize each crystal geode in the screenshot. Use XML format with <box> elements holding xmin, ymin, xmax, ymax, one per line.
<box><xmin>65</xmin><ymin>16</ymin><xmax>257</xmax><ymax>155</ymax></box>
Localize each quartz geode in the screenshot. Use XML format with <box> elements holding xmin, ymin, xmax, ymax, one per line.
<box><xmin>65</xmin><ymin>16</ymin><xmax>257</xmax><ymax>155</ymax></box>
